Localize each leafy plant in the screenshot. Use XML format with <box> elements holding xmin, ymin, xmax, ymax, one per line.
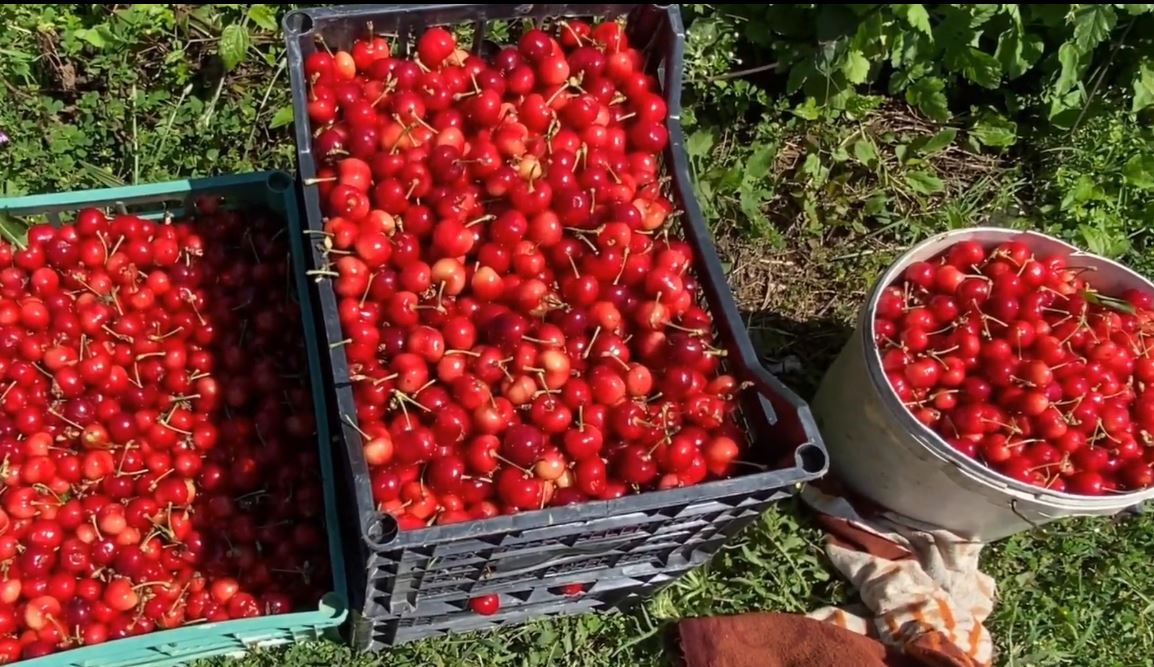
<box><xmin>0</xmin><ymin>4</ymin><xmax>300</xmax><ymax>197</ymax></box>
<box><xmin>680</xmin><ymin>6</ymin><xmax>772</xmax><ymax>128</ymax></box>
<box><xmin>694</xmin><ymin>4</ymin><xmax>1154</xmax><ymax>130</ymax></box>
<box><xmin>1029</xmin><ymin>101</ymin><xmax>1154</xmax><ymax>269</ymax></box>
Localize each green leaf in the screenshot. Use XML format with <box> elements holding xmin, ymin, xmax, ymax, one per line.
<box><xmin>919</xmin><ymin>127</ymin><xmax>959</xmax><ymax>155</ymax></box>
<box><xmin>906</xmin><ymin>170</ymin><xmax>945</xmax><ymax>195</ymax></box>
<box><xmin>967</xmin><ymin>4</ymin><xmax>1000</xmax><ymax>27</ymax></box>
<box><xmin>739</xmin><ymin>186</ymin><xmax>770</xmax><ymax>226</ymax></box>
<box><xmin>1134</xmin><ymin>60</ymin><xmax>1154</xmax><ymax>112</ymax></box>
<box><xmin>1123</xmin><ymin>154</ymin><xmax>1154</xmax><ymax>189</ymax></box>
<box><xmin>1083</xmin><ymin>289</ymin><xmax>1138</xmax><ymax>313</ymax></box>
<box><xmin>269</xmin><ymin>105</ymin><xmax>294</xmax><ymax>129</ymax></box>
<box><xmin>247</xmin><ymin>5</ymin><xmax>279</xmax><ymax>31</ymax></box>
<box><xmin>1079</xmin><ymin>224</ymin><xmax>1113</xmax><ymax>257</ymax></box>
<box><xmin>864</xmin><ymin>193</ymin><xmax>890</xmax><ymax>217</ymax></box>
<box><xmin>905</xmin><ymin>76</ymin><xmax>950</xmax><ymax>122</ymax></box>
<box><xmin>960</xmin><ymin>47</ymin><xmax>1003</xmax><ymax>89</ymax></box>
<box><xmin>1061</xmin><ymin>175</ymin><xmax>1105</xmax><ymax>209</ymax></box>
<box><xmin>971</xmin><ymin>113</ymin><xmax>1018</xmax><ymax>148</ymax></box>
<box><xmin>853</xmin><ymin>140</ymin><xmax>878</xmax><ymax>165</ymax></box>
<box><xmin>686</xmin><ymin>129</ymin><xmax>714</xmax><ymax>160</ymax></box>
<box><xmin>219</xmin><ymin>23</ymin><xmax>250</xmax><ymax>72</ymax></box>
<box><xmin>792</xmin><ymin>97</ymin><xmax>822</xmax><ymax>121</ymax></box>
<box><xmin>842</xmin><ymin>50</ymin><xmax>870</xmax><ymax>85</ymax></box>
<box><xmin>1054</xmin><ymin>42</ymin><xmax>1087</xmax><ymax>98</ymax></box>
<box><xmin>937</xmin><ymin>6</ymin><xmax>979</xmax><ymax>69</ymax></box>
<box><xmin>995</xmin><ymin>29</ymin><xmax>1045</xmax><ymax>79</ymax></box>
<box><xmin>74</xmin><ymin>27</ymin><xmax>110</xmax><ymax>49</ymax></box>
<box><xmin>0</xmin><ymin>214</ymin><xmax>28</xmax><ymax>247</ymax></box>
<box><xmin>1072</xmin><ymin>5</ymin><xmax>1117</xmax><ymax>51</ymax></box>
<box><xmin>893</xmin><ymin>4</ymin><xmax>933</xmax><ymax>36</ymax></box>
<box><xmin>802</xmin><ymin>153</ymin><xmax>823</xmax><ymax>179</ymax></box>
<box><xmin>1119</xmin><ymin>4</ymin><xmax>1154</xmax><ymax>14</ymax></box>
<box><xmin>785</xmin><ymin>59</ymin><xmax>816</xmax><ymax>96</ymax></box>
<box><xmin>743</xmin><ymin>144</ymin><xmax>775</xmax><ymax>183</ymax></box>
<box><xmin>845</xmin><ymin>93</ymin><xmax>886</xmax><ymax>119</ymax></box>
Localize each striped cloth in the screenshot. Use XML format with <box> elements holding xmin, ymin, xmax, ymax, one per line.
<box><xmin>802</xmin><ymin>485</ymin><xmax>996</xmax><ymax>667</ymax></box>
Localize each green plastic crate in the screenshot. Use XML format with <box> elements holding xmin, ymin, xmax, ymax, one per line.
<box><xmin>0</xmin><ymin>172</ymin><xmax>348</xmax><ymax>667</ymax></box>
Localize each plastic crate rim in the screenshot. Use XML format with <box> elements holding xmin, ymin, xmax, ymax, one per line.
<box><xmin>361</xmin><ymin>440</ymin><xmax>827</xmax><ymax>549</ymax></box>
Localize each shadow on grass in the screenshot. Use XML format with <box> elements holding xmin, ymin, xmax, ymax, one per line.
<box><xmin>740</xmin><ymin>307</ymin><xmax>854</xmax><ymax>401</ymax></box>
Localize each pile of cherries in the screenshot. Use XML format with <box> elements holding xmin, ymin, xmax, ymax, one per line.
<box><xmin>303</xmin><ymin>19</ymin><xmax>750</xmax><ymax>541</ymax></box>
<box><xmin>0</xmin><ymin>200</ymin><xmax>330</xmax><ymax>661</ymax></box>
<box><xmin>876</xmin><ymin>238</ymin><xmax>1154</xmax><ymax>496</ymax></box>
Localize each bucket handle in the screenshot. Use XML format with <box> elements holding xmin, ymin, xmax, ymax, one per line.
<box><xmin>1009</xmin><ymin>499</ymin><xmax>1053</xmax><ymax>530</ymax></box>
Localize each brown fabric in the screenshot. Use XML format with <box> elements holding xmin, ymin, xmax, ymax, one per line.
<box><xmin>816</xmin><ymin>514</ymin><xmax>914</xmax><ymax>562</ymax></box>
<box><xmin>907</xmin><ymin>633</ymin><xmax>983</xmax><ymax>667</ymax></box>
<box><xmin>677</xmin><ymin>612</ymin><xmax>925</xmax><ymax>667</ymax></box>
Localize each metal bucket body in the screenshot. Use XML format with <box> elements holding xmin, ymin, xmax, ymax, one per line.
<box><xmin>814</xmin><ymin>227</ymin><xmax>1154</xmax><ymax>541</ymax></box>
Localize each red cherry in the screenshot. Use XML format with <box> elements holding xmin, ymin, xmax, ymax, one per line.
<box><xmin>469</xmin><ymin>594</ymin><xmax>500</xmax><ymax>616</ymax></box>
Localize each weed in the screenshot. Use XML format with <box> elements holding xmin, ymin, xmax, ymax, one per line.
<box><xmin>1026</xmin><ymin>100</ymin><xmax>1154</xmax><ymax>272</ymax></box>
<box><xmin>0</xmin><ymin>4</ymin><xmax>302</xmax><ymax>196</ymax></box>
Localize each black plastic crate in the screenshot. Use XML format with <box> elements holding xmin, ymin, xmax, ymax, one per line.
<box><xmin>283</xmin><ymin>3</ymin><xmax>829</xmax><ymax>649</ymax></box>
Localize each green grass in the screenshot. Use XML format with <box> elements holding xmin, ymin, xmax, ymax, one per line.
<box><xmin>4</xmin><ymin>5</ymin><xmax>1154</xmax><ymax>667</ymax></box>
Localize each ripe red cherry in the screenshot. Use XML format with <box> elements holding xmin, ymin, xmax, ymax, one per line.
<box><xmin>1067</xmin><ymin>471</ymin><xmax>1105</xmax><ymax>495</ymax></box>
<box><xmin>496</xmin><ymin>468</ymin><xmax>544</xmax><ymax>510</ymax></box>
<box><xmin>469</xmin><ymin>594</ymin><xmax>500</xmax><ymax>616</ymax></box>
<box><xmin>616</xmin><ymin>446</ymin><xmax>658</xmax><ymax>485</ymax></box>
<box><xmin>427</xmin><ymin>456</ymin><xmax>466</xmax><ymax>494</ymax></box>
<box><xmin>501</xmin><ymin>424</ymin><xmax>545</xmax><ymax>468</ymax></box>
<box><xmin>417</xmin><ymin>27</ymin><xmax>456</xmax><ymax>67</ymax></box>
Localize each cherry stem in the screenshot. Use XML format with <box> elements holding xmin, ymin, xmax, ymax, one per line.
<box><xmin>150</xmin><ymin>327</ymin><xmax>184</xmax><ymax>342</ymax></box>
<box><xmin>665</xmin><ymin>321</ymin><xmax>707</xmax><ymax>336</ymax></box>
<box><xmin>493</xmin><ymin>452</ymin><xmax>530</xmax><ymax>474</ymax></box>
<box><xmin>360</xmin><ymin>272</ymin><xmax>376</xmax><ymax>308</ymax></box>
<box><xmin>605</xmin><ymin>354</ymin><xmax>630</xmax><ymax>371</ymax></box>
<box><xmin>342</xmin><ymin>414</ymin><xmax>369</xmax><ymax>439</ymax></box>
<box><xmin>109</xmin><ymin>235</ymin><xmax>125</xmax><ymax>258</ymax></box>
<box><xmin>612</xmin><ymin>248</ymin><xmax>630</xmax><ymax>285</ymax></box>
<box><xmin>372</xmin><ymin>373</ymin><xmax>399</xmax><ymax>386</ymax></box>
<box><xmin>573</xmin><ymin>234</ymin><xmax>598</xmax><ymax>252</ymax></box>
<box><xmin>47</xmin><ymin>408</ymin><xmax>84</xmax><ymax>431</ymax></box>
<box><xmin>392</xmin><ymin>390</ymin><xmax>430</xmax><ymax>413</ymax></box>
<box><xmin>732</xmin><ymin>460</ymin><xmax>769</xmax><ymax>471</ymax></box>
<box><xmin>545</xmin><ymin>85</ymin><xmax>568</xmax><ymax>107</ymax></box>
<box><xmin>583</xmin><ymin>326</ymin><xmax>601</xmax><ymax>359</ymax></box>
<box><xmin>159</xmin><ymin>422</ymin><xmax>192</xmax><ymax>436</ymax></box>
<box><xmin>466</xmin><ymin>214</ymin><xmax>496</xmax><ymax>228</ymax></box>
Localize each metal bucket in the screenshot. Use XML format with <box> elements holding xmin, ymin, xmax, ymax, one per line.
<box><xmin>813</xmin><ymin>227</ymin><xmax>1154</xmax><ymax>541</ymax></box>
